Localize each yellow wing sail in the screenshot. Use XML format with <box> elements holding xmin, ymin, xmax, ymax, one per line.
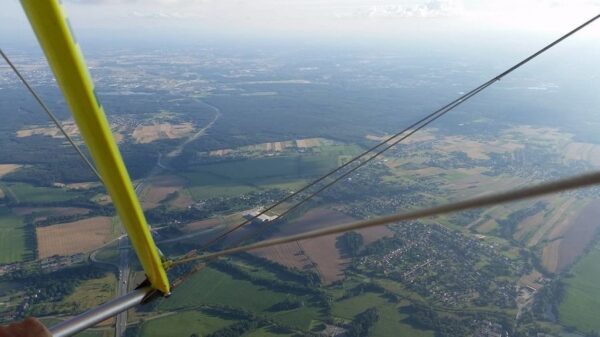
<box><xmin>20</xmin><ymin>0</ymin><xmax>170</xmax><ymax>294</ymax></box>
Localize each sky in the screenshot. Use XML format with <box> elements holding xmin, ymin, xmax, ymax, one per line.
<box><xmin>0</xmin><ymin>0</ymin><xmax>600</xmax><ymax>48</ymax></box>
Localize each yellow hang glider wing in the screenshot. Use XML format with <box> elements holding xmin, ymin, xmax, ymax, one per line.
<box><xmin>20</xmin><ymin>0</ymin><xmax>170</xmax><ymax>294</ymax></box>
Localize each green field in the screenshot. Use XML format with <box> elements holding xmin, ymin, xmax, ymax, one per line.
<box><xmin>332</xmin><ymin>293</ymin><xmax>434</xmax><ymax>337</ymax></box>
<box><xmin>159</xmin><ymin>267</ymin><xmax>322</xmax><ymax>330</ymax></box>
<box><xmin>245</xmin><ymin>326</ymin><xmax>296</xmax><ymax>336</ymax></box>
<box><xmin>559</xmin><ymin>244</ymin><xmax>600</xmax><ymax>333</ymax></box>
<box><xmin>5</xmin><ymin>183</ymin><xmax>78</xmax><ymax>203</ymax></box>
<box><xmin>184</xmin><ymin>144</ymin><xmax>361</xmax><ymax>200</ymax></box>
<box><xmin>0</xmin><ymin>208</ymin><xmax>26</xmax><ymax>264</ymax></box>
<box><xmin>160</xmin><ymin>267</ymin><xmax>287</xmax><ymax>312</ymax></box>
<box><xmin>140</xmin><ymin>310</ymin><xmax>237</xmax><ymax>337</ymax></box>
<box><xmin>72</xmin><ymin>330</ymin><xmax>106</xmax><ymax>337</ymax></box>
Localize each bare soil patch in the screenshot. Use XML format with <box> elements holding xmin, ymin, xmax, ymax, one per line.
<box><xmin>253</xmin><ymin>242</ymin><xmax>310</xmax><ymax>271</ymax></box>
<box><xmin>255</xmin><ymin>208</ymin><xmax>393</xmax><ymax>284</ymax></box>
<box><xmin>476</xmin><ymin>219</ymin><xmax>498</xmax><ymax>233</ymax></box>
<box><xmin>295</xmin><ymin>138</ymin><xmax>322</xmax><ymax>148</ymax></box>
<box><xmin>65</xmin><ymin>182</ymin><xmax>101</xmax><ymax>190</ymax></box>
<box><xmin>528</xmin><ymin>197</ymin><xmax>576</xmax><ymax>247</ymax></box>
<box><xmin>542</xmin><ymin>240</ymin><xmax>561</xmax><ymax>273</ymax></box>
<box><xmin>132</xmin><ymin>122</ymin><xmax>194</xmax><ymax>144</ymax></box>
<box><xmin>140</xmin><ymin>175</ymin><xmax>186</xmax><ymax>209</ymax></box>
<box><xmin>564</xmin><ymin>142</ymin><xmax>600</xmax><ymax>167</ymax></box>
<box><xmin>359</xmin><ymin>226</ymin><xmax>394</xmax><ymax>245</ymax></box>
<box><xmin>366</xmin><ymin>130</ymin><xmax>436</xmax><ymax>145</ymax></box>
<box><xmin>209</xmin><ymin>149</ymin><xmax>234</xmax><ymax>157</ymax></box>
<box><xmin>276</xmin><ymin>208</ymin><xmax>356</xmax><ymax>236</ymax></box>
<box><xmin>169</xmin><ymin>189</ymin><xmax>194</xmax><ymax>209</ymax></box>
<box><xmin>182</xmin><ymin>218</ymin><xmax>221</xmax><ymax>233</ymax></box>
<box><xmin>299</xmin><ymin>234</ymin><xmax>345</xmax><ymax>283</ymax></box>
<box><xmin>13</xmin><ymin>207</ymin><xmax>90</xmax><ymax>218</ymax></box>
<box><xmin>519</xmin><ymin>270</ymin><xmax>544</xmax><ymax>289</ymax></box>
<box><xmin>17</xmin><ymin>122</ymin><xmax>79</xmax><ymax>138</ymax></box>
<box><xmin>17</xmin><ymin>123</ymin><xmax>125</xmax><ymax>144</ymax></box>
<box><xmin>554</xmin><ymin>200</ymin><xmax>600</xmax><ymax>271</ymax></box>
<box><xmin>37</xmin><ymin>216</ymin><xmax>113</xmax><ymax>258</ymax></box>
<box><xmin>0</xmin><ymin>164</ymin><xmax>22</xmax><ymax>177</ymax></box>
<box><xmin>91</xmin><ymin>193</ymin><xmax>112</xmax><ymax>205</ymax></box>
<box><xmin>208</xmin><ymin>138</ymin><xmax>325</xmax><ymax>157</ymax></box>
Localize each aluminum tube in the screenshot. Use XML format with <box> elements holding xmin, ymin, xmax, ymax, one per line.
<box><xmin>49</xmin><ymin>286</ymin><xmax>154</xmax><ymax>337</ymax></box>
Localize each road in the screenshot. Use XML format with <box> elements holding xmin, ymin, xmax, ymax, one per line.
<box><xmin>110</xmin><ymin>100</ymin><xmax>220</xmax><ymax>337</ymax></box>
<box><xmin>114</xmin><ymin>237</ymin><xmax>130</xmax><ymax>337</ymax></box>
<box><xmin>164</xmin><ymin>101</ymin><xmax>221</xmax><ymax>160</ymax></box>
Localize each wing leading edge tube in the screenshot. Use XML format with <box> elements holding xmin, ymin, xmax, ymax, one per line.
<box><xmin>20</xmin><ymin>0</ymin><xmax>170</xmax><ymax>294</ymax></box>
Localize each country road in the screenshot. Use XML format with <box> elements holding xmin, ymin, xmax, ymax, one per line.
<box><xmin>109</xmin><ymin>100</ymin><xmax>220</xmax><ymax>337</ymax></box>
<box><xmin>164</xmin><ymin>100</ymin><xmax>221</xmax><ymax>161</ymax></box>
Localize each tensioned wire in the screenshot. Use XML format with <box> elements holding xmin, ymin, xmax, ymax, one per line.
<box><xmin>230</xmin><ymin>79</ymin><xmax>495</xmax><ymax>247</ymax></box>
<box><xmin>3</xmin><ymin>14</ymin><xmax>598</xmax><ymax>290</ymax></box>
<box><xmin>171</xmin><ymin>170</ymin><xmax>600</xmax><ymax>266</ymax></box>
<box><xmin>0</xmin><ymin>48</ymin><xmax>102</xmax><ymax>182</ymax></box>
<box><xmin>174</xmin><ymin>13</ymin><xmax>600</xmax><ymax>262</ymax></box>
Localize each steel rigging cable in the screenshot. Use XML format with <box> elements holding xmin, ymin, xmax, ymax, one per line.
<box><xmin>7</xmin><ymin>13</ymin><xmax>595</xmax><ymax>337</ymax></box>
<box><xmin>172</xmin><ymin>170</ymin><xmax>600</xmax><ymax>266</ymax></box>
<box><xmin>179</xmin><ymin>13</ymin><xmax>600</xmax><ymax>259</ymax></box>
<box><xmin>0</xmin><ymin>49</ymin><xmax>102</xmax><ymax>182</ymax></box>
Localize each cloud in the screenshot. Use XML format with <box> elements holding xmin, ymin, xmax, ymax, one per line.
<box><xmin>334</xmin><ymin>0</ymin><xmax>462</xmax><ymax>20</ymax></box>
<box><xmin>130</xmin><ymin>10</ymin><xmax>202</xmax><ymax>19</ymax></box>
<box><xmin>65</xmin><ymin>0</ymin><xmax>208</xmax><ymax>4</ymax></box>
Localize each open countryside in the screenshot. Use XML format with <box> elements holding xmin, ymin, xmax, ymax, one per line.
<box><xmin>1</xmin><ymin>27</ymin><xmax>600</xmax><ymax>337</ymax></box>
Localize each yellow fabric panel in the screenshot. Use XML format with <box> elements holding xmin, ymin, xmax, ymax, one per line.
<box><xmin>20</xmin><ymin>0</ymin><xmax>170</xmax><ymax>294</ymax></box>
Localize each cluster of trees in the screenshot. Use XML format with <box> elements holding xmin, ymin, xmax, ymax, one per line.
<box><xmin>0</xmin><ymin>132</ymin><xmax>161</xmax><ymax>187</ymax></box>
<box><xmin>23</xmin><ymin>222</ymin><xmax>37</xmax><ymax>261</ymax></box>
<box><xmin>146</xmin><ymin>205</ymin><xmax>211</xmax><ymax>225</ymax></box>
<box><xmin>236</xmin><ymin>253</ymin><xmax>320</xmax><ymax>287</ymax></box>
<box><xmin>267</xmin><ymin>298</ymin><xmax>302</xmax><ymax>312</ymax></box>
<box><xmin>6</xmin><ymin>264</ymin><xmax>108</xmax><ymax>317</ymax></box>
<box><xmin>33</xmin><ymin>206</ymin><xmax>115</xmax><ymax>227</ymax></box>
<box><xmin>346</xmin><ymin>308</ymin><xmax>379</xmax><ymax>337</ymax></box>
<box><xmin>361</xmin><ymin>235</ymin><xmax>402</xmax><ymax>257</ymax></box>
<box><xmin>202</xmin><ymin>305</ymin><xmax>255</xmax><ymax>321</ymax></box>
<box><xmin>336</xmin><ymin>231</ymin><xmax>364</xmax><ymax>257</ymax></box>
<box><xmin>124</xmin><ymin>325</ymin><xmax>140</xmax><ymax>337</ymax></box>
<box><xmin>26</xmin><ymin>265</ymin><xmax>105</xmax><ymax>302</ymax></box>
<box><xmin>206</xmin><ymin>319</ymin><xmax>266</xmax><ymax>337</ymax></box>
<box><xmin>532</xmin><ymin>278</ymin><xmax>564</xmax><ymax>321</ymax></box>
<box><xmin>0</xmin><ymin>134</ymin><xmax>97</xmax><ymax>185</ymax></box>
<box><xmin>3</xmin><ymin>163</ymin><xmax>95</xmax><ymax>186</ymax></box>
<box><xmin>209</xmin><ymin>260</ymin><xmax>332</xmax><ymax>317</ymax></box>
<box><xmin>401</xmin><ymin>304</ymin><xmax>487</xmax><ymax>337</ymax></box>
<box><xmin>496</xmin><ymin>202</ymin><xmax>547</xmax><ymax>239</ymax></box>
<box><xmin>210</xmin><ymin>260</ymin><xmax>320</xmax><ymax>297</ymax></box>
<box><xmin>188</xmin><ymin>305</ymin><xmax>270</xmax><ymax>337</ymax></box>
<box><xmin>341</xmin><ymin>282</ymin><xmax>386</xmax><ymax>300</ymax></box>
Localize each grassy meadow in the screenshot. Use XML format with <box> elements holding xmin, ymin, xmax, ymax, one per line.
<box><xmin>559</xmin><ymin>244</ymin><xmax>600</xmax><ymax>333</ymax></box>
<box><xmin>184</xmin><ymin>144</ymin><xmax>361</xmax><ymax>200</ymax></box>
<box><xmin>332</xmin><ymin>292</ymin><xmax>434</xmax><ymax>337</ymax></box>
<box><xmin>0</xmin><ymin>208</ymin><xmax>26</xmax><ymax>264</ymax></box>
